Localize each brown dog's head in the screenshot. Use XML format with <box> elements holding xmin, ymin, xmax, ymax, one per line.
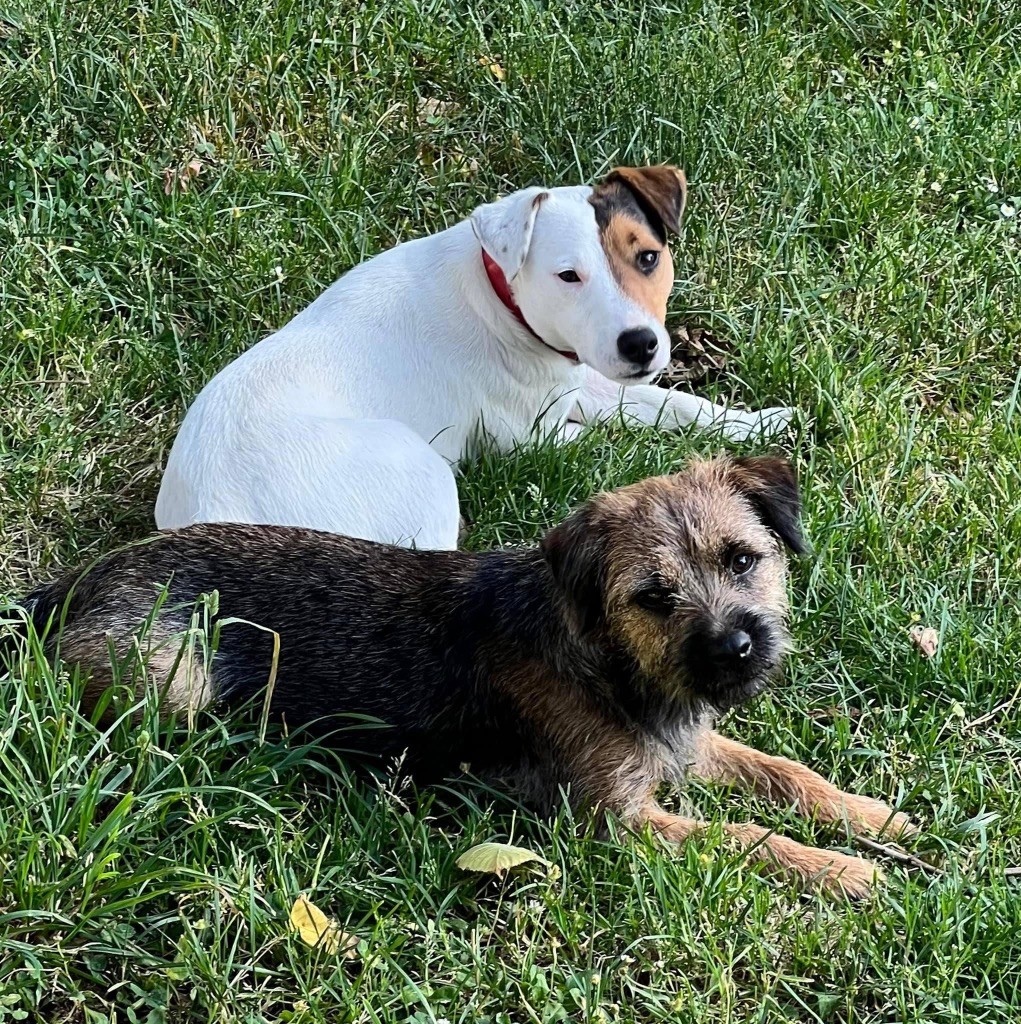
<box><xmin>542</xmin><ymin>457</ymin><xmax>806</xmax><ymax>709</ymax></box>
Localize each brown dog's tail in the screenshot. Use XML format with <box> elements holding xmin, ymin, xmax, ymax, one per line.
<box><xmin>0</xmin><ymin>608</ymin><xmax>25</xmax><ymax>674</ymax></box>
<box><xmin>0</xmin><ymin>579</ymin><xmax>69</xmax><ymax>672</ymax></box>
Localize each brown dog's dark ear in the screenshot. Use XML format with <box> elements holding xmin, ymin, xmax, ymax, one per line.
<box><xmin>730</xmin><ymin>456</ymin><xmax>810</xmax><ymax>555</ymax></box>
<box><xmin>603</xmin><ymin>165</ymin><xmax>687</xmax><ymax>240</ymax></box>
<box><xmin>541</xmin><ymin>503</ymin><xmax>606</xmax><ymax>636</ymax></box>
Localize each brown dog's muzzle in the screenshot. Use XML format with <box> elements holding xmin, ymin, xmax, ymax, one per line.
<box><xmin>678</xmin><ymin>609</ymin><xmax>787</xmax><ymax>708</ymax></box>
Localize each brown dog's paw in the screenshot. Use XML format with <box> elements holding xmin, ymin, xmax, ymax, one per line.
<box><xmin>840</xmin><ymin>796</ymin><xmax>918</xmax><ymax>839</ymax></box>
<box><xmin>812</xmin><ymin>851</ymin><xmax>885</xmax><ymax>899</ymax></box>
<box><xmin>881</xmin><ymin>809</ymin><xmax>918</xmax><ymax>839</ymax></box>
<box><xmin>758</xmin><ymin>831</ymin><xmax>884</xmax><ymax>899</ymax></box>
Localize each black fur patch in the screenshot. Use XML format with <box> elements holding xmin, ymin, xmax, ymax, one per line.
<box><xmin>731</xmin><ymin>457</ymin><xmax>809</xmax><ymax>555</ymax></box>
<box><xmin>589</xmin><ymin>179</ymin><xmax>663</xmax><ymax>243</ymax></box>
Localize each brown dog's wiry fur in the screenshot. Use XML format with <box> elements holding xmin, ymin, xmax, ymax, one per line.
<box><xmin>6</xmin><ymin>457</ymin><xmax>913</xmax><ymax>897</ymax></box>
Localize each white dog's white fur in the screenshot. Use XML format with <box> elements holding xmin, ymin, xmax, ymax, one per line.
<box><xmin>156</xmin><ymin>173</ymin><xmax>792</xmax><ymax>549</ymax></box>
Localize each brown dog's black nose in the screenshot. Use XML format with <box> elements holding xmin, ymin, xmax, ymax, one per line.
<box><xmin>617</xmin><ymin>327</ymin><xmax>658</xmax><ymax>366</ymax></box>
<box><xmin>709</xmin><ymin>630</ymin><xmax>753</xmax><ymax>662</ymax></box>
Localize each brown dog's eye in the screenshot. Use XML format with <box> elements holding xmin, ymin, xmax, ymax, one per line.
<box><xmin>729</xmin><ymin>551</ymin><xmax>757</xmax><ymax>576</ymax></box>
<box><xmin>633</xmin><ymin>586</ymin><xmax>675</xmax><ymax>614</ymax></box>
<box><xmin>558</xmin><ymin>270</ymin><xmax>581</xmax><ymax>283</ymax></box>
<box><xmin>637</xmin><ymin>250</ymin><xmax>660</xmax><ymax>273</ymax></box>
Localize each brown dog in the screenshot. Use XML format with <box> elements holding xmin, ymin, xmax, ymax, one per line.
<box><xmin>7</xmin><ymin>457</ymin><xmax>911</xmax><ymax>896</ymax></box>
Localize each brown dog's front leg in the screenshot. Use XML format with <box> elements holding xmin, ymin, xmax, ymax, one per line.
<box><xmin>639</xmin><ymin>804</ymin><xmax>882</xmax><ymax>898</ymax></box>
<box><xmin>693</xmin><ymin>732</ymin><xmax>914</xmax><ymax>838</ymax></box>
<box><xmin>528</xmin><ymin>709</ymin><xmax>884</xmax><ymax>898</ymax></box>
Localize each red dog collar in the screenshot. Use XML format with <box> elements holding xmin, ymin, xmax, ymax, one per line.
<box><xmin>481</xmin><ymin>249</ymin><xmax>579</xmax><ymax>364</ymax></box>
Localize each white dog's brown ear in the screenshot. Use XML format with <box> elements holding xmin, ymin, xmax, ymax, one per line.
<box><xmin>470</xmin><ymin>186</ymin><xmax>550</xmax><ymax>281</ymax></box>
<box><xmin>603</xmin><ymin>165</ymin><xmax>687</xmax><ymax>239</ymax></box>
<box><xmin>729</xmin><ymin>456</ymin><xmax>810</xmax><ymax>555</ymax></box>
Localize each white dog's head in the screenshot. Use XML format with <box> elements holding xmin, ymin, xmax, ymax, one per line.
<box><xmin>470</xmin><ymin>166</ymin><xmax>687</xmax><ymax>383</ymax></box>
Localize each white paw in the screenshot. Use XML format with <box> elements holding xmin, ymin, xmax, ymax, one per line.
<box><xmin>719</xmin><ymin>405</ymin><xmax>796</xmax><ymax>441</ymax></box>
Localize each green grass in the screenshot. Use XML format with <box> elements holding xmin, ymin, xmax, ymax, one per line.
<box><xmin>2</xmin><ymin>0</ymin><xmax>1020</xmax><ymax>1019</ymax></box>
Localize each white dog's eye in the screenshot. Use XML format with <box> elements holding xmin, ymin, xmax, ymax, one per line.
<box><xmin>637</xmin><ymin>250</ymin><xmax>660</xmax><ymax>273</ymax></box>
<box><xmin>558</xmin><ymin>270</ymin><xmax>581</xmax><ymax>283</ymax></box>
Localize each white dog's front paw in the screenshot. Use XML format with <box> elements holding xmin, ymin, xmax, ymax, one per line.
<box><xmin>755</xmin><ymin>404</ymin><xmax>797</xmax><ymax>435</ymax></box>
<box><xmin>719</xmin><ymin>405</ymin><xmax>796</xmax><ymax>441</ymax></box>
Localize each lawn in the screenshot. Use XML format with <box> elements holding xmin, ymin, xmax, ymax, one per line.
<box><xmin>1</xmin><ymin>0</ymin><xmax>1020</xmax><ymax>1020</ymax></box>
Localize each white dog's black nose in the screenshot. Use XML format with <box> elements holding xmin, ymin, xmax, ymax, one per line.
<box><xmin>617</xmin><ymin>327</ymin><xmax>659</xmax><ymax>367</ymax></box>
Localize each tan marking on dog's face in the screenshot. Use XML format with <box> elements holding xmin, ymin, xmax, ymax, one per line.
<box><xmin>593</xmin><ymin>166</ymin><xmax>688</xmax><ymax>237</ymax></box>
<box><xmin>600</xmin><ymin>212</ymin><xmax>675</xmax><ymax>322</ymax></box>
<box><xmin>589</xmin><ymin>166</ymin><xmax>687</xmax><ymax>326</ymax></box>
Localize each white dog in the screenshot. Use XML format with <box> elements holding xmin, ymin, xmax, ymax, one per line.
<box><xmin>156</xmin><ymin>166</ymin><xmax>792</xmax><ymax>549</ymax></box>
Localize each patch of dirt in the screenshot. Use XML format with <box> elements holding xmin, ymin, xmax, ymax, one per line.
<box><xmin>659</xmin><ymin>324</ymin><xmax>733</xmax><ymax>389</ymax></box>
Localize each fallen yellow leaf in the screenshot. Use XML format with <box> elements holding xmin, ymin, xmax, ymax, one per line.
<box><xmin>477</xmin><ymin>55</ymin><xmax>506</xmax><ymax>81</ymax></box>
<box><xmin>456</xmin><ymin>842</ymin><xmax>550</xmax><ymax>877</ymax></box>
<box><xmin>288</xmin><ymin>896</ymin><xmax>359</xmax><ymax>958</ymax></box>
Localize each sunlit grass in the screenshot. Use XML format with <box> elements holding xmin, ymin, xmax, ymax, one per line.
<box><xmin>1</xmin><ymin>0</ymin><xmax>1020</xmax><ymax>1019</ymax></box>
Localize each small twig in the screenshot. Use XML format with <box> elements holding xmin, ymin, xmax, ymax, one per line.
<box><xmin>854</xmin><ymin>836</ymin><xmax>945</xmax><ymax>875</ymax></box>
<box><xmin>1004</xmin><ymin>867</ymin><xmax>1021</xmax><ymax>878</ymax></box>
<box><xmin>964</xmin><ymin>696</ymin><xmax>1020</xmax><ymax>732</ymax></box>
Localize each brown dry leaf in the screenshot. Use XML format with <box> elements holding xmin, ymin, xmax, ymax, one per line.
<box><xmin>288</xmin><ymin>896</ymin><xmax>359</xmax><ymax>958</ymax></box>
<box><xmin>416</xmin><ymin>97</ymin><xmax>461</xmax><ymax>123</ymax></box>
<box><xmin>937</xmin><ymin>403</ymin><xmax>974</xmax><ymax>426</ymax></box>
<box><xmin>477</xmin><ymin>55</ymin><xmax>506</xmax><ymax>81</ymax></box>
<box><xmin>417</xmin><ymin>143</ymin><xmax>479</xmax><ymax>179</ymax></box>
<box><xmin>659</xmin><ymin>324</ymin><xmax>732</xmax><ymax>389</ymax></box>
<box><xmin>417</xmin><ymin>142</ymin><xmax>436</xmax><ymax>170</ymax></box>
<box><xmin>162</xmin><ymin>159</ymin><xmax>204</xmax><ymax>195</ymax></box>
<box><xmin>909</xmin><ymin>625</ymin><xmax>939</xmax><ymax>658</ymax></box>
<box><xmin>807</xmin><ymin>705</ymin><xmax>862</xmax><ymax>723</ymax></box>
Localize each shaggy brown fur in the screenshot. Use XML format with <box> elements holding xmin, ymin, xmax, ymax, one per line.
<box><xmin>8</xmin><ymin>457</ymin><xmax>913</xmax><ymax>897</ymax></box>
